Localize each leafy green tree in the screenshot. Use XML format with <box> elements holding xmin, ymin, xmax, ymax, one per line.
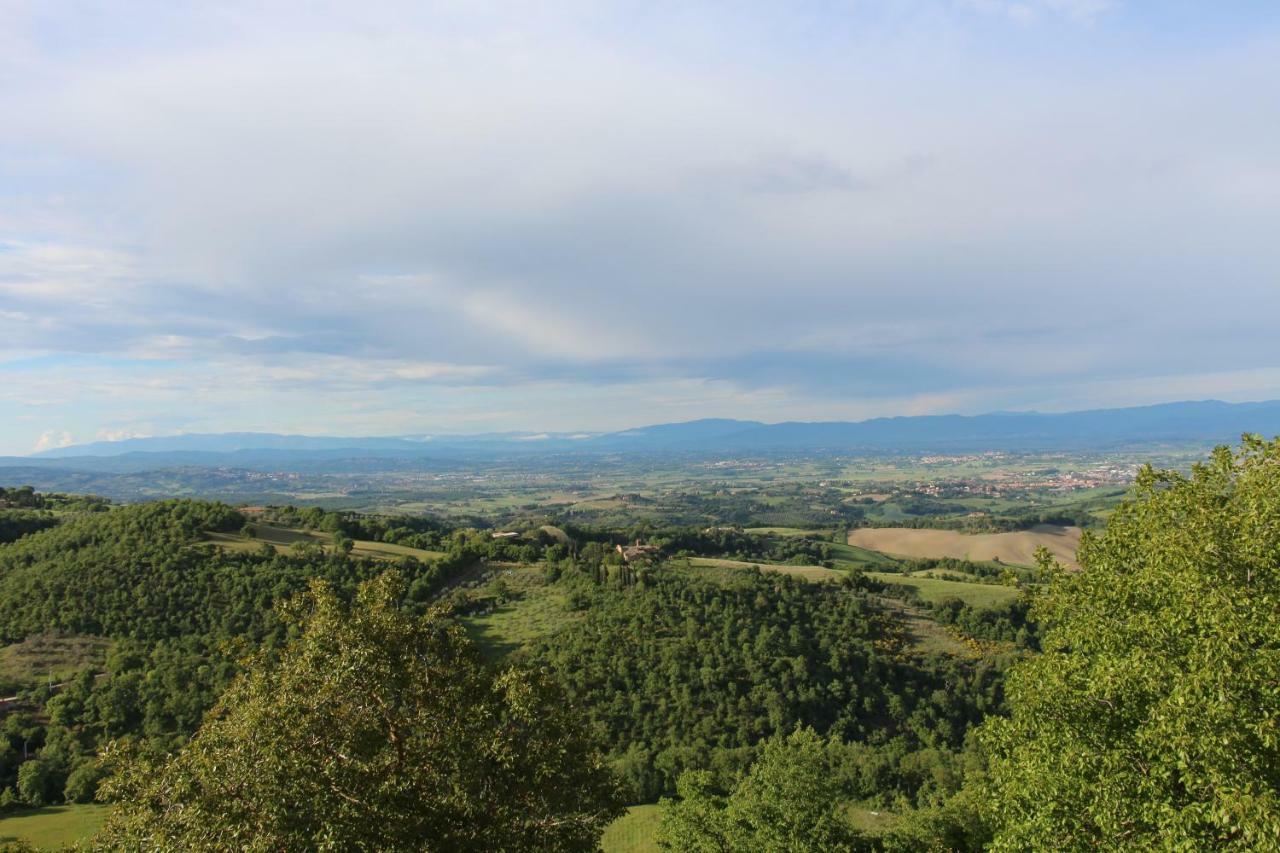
<box><xmin>976</xmin><ymin>438</ymin><xmax>1280</xmax><ymax>849</ymax></box>
<box><xmin>3</xmin><ymin>714</ymin><xmax>41</xmax><ymax>764</ymax></box>
<box><xmin>95</xmin><ymin>573</ymin><xmax>625</xmax><ymax>852</ymax></box>
<box><xmin>0</xmin><ymin>787</ymin><xmax>18</xmax><ymax>811</ymax></box>
<box><xmin>881</xmin><ymin>784</ymin><xmax>991</xmax><ymax>853</ymax></box>
<box><xmin>659</xmin><ymin>770</ymin><xmax>730</xmax><ymax>851</ymax></box>
<box><xmin>63</xmin><ymin>758</ymin><xmax>105</xmax><ymax>804</ymax></box>
<box><xmin>659</xmin><ymin>728</ymin><xmax>866</xmax><ymax>852</ymax></box>
<box><xmin>527</xmin><ymin>567</ymin><xmax>997</xmax><ymax>799</ymax></box>
<box><xmin>15</xmin><ymin>756</ymin><xmax>55</xmax><ymax>806</ymax></box>
<box><xmin>490</xmin><ymin>577</ymin><xmax>511</xmax><ymax>603</ymax></box>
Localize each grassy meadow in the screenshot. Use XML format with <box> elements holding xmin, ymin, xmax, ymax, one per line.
<box><xmin>601</xmin><ymin>804</ymin><xmax>662</xmax><ymax>853</ymax></box>
<box><xmin>0</xmin><ymin>804</ymin><xmax>109</xmax><ymax>849</ymax></box>
<box><xmin>461</xmin><ymin>568</ymin><xmax>583</xmax><ymax>658</ymax></box>
<box><xmin>867</xmin><ymin>571</ymin><xmax>1021</xmax><ymax>607</ymax></box>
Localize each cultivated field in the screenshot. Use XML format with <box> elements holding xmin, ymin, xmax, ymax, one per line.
<box><xmin>687</xmin><ymin>557</ymin><xmax>844</xmax><ymax>582</ymax></box>
<box><xmin>849</xmin><ymin>524</ymin><xmax>1082</xmax><ymax>569</ymax></box>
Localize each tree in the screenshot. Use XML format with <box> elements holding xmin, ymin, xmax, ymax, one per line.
<box><xmin>63</xmin><ymin>758</ymin><xmax>105</xmax><ymax>804</ymax></box>
<box><xmin>0</xmin><ymin>787</ymin><xmax>19</xmax><ymax>811</ymax></box>
<box><xmin>15</xmin><ymin>757</ymin><xmax>55</xmax><ymax>806</ymax></box>
<box><xmin>95</xmin><ymin>573</ymin><xmax>625</xmax><ymax>852</ymax></box>
<box><xmin>976</xmin><ymin>438</ymin><xmax>1280</xmax><ymax>849</ymax></box>
<box><xmin>659</xmin><ymin>728</ymin><xmax>866</xmax><ymax>852</ymax></box>
<box><xmin>3</xmin><ymin>714</ymin><xmax>40</xmax><ymax>762</ymax></box>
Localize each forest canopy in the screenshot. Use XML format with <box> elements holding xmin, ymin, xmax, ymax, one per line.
<box><xmin>2</xmin><ymin>441</ymin><xmax>1279</xmax><ymax>849</ymax></box>
<box><xmin>95</xmin><ymin>574</ymin><xmax>625</xmax><ymax>851</ymax></box>
<box><xmin>971</xmin><ymin>437</ymin><xmax>1280</xmax><ymax>849</ymax></box>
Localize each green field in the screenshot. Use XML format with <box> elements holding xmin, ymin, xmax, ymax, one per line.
<box><xmin>601</xmin><ymin>804</ymin><xmax>661</xmax><ymax>853</ymax></box>
<box><xmin>743</xmin><ymin>526</ymin><xmax>831</xmax><ymax>537</ymax></box>
<box><xmin>597</xmin><ymin>802</ymin><xmax>896</xmax><ymax>851</ymax></box>
<box><xmin>461</xmin><ymin>569</ymin><xmax>583</xmax><ymax>658</ymax></box>
<box><xmin>0</xmin><ymin>804</ymin><xmax>109</xmax><ymax>849</ymax></box>
<box><xmin>823</xmin><ymin>540</ymin><xmax>901</xmax><ymax>569</ymax></box>
<box><xmin>866</xmin><ymin>572</ymin><xmax>1020</xmax><ymax>607</ymax></box>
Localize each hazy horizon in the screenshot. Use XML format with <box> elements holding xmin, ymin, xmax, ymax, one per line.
<box><xmin>19</xmin><ymin>395</ymin><xmax>1280</xmax><ymax>459</ymax></box>
<box><xmin>4</xmin><ymin>2</ymin><xmax>1280</xmax><ymax>455</ymax></box>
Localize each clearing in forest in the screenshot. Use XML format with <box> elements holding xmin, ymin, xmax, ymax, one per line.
<box><xmin>601</xmin><ymin>804</ymin><xmax>661</xmax><ymax>853</ymax></box>
<box><xmin>865</xmin><ymin>572</ymin><xmax>1020</xmax><ymax>608</ymax></box>
<box><xmin>0</xmin><ymin>635</ymin><xmax>112</xmax><ymax>684</ymax></box>
<box><xmin>461</xmin><ymin>568</ymin><xmax>583</xmax><ymax>659</ymax></box>
<box><xmin>0</xmin><ymin>804</ymin><xmax>110</xmax><ymax>849</ymax></box>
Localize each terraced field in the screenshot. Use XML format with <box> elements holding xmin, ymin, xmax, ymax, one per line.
<box><xmin>0</xmin><ymin>634</ymin><xmax>111</xmax><ymax>684</ymax></box>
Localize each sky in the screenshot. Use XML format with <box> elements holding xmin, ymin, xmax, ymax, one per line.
<box><xmin>2</xmin><ymin>1</ymin><xmax>1280</xmax><ymax>454</ymax></box>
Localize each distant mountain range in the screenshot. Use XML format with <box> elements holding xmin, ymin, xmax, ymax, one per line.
<box><xmin>15</xmin><ymin>400</ymin><xmax>1280</xmax><ymax>473</ymax></box>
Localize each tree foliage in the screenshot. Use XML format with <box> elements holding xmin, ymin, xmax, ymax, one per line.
<box><xmin>524</xmin><ymin>568</ymin><xmax>1004</xmax><ymax>801</ymax></box>
<box><xmin>976</xmin><ymin>438</ymin><xmax>1280</xmax><ymax>849</ymax></box>
<box><xmin>659</xmin><ymin>727</ymin><xmax>866</xmax><ymax>852</ymax></box>
<box><xmin>95</xmin><ymin>573</ymin><xmax>626</xmax><ymax>852</ymax></box>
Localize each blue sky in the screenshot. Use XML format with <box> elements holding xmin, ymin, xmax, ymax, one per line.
<box><xmin>2</xmin><ymin>1</ymin><xmax>1280</xmax><ymax>454</ymax></box>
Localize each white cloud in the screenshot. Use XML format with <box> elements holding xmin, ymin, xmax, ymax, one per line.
<box><xmin>32</xmin><ymin>429</ymin><xmax>74</xmax><ymax>452</ymax></box>
<box><xmin>95</xmin><ymin>428</ymin><xmax>151</xmax><ymax>442</ymax></box>
<box><xmin>0</xmin><ymin>2</ymin><xmax>1277</xmax><ymax>452</ymax></box>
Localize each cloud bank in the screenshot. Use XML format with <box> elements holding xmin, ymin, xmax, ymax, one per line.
<box><xmin>2</xmin><ymin>1</ymin><xmax>1279</xmax><ymax>452</ymax></box>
